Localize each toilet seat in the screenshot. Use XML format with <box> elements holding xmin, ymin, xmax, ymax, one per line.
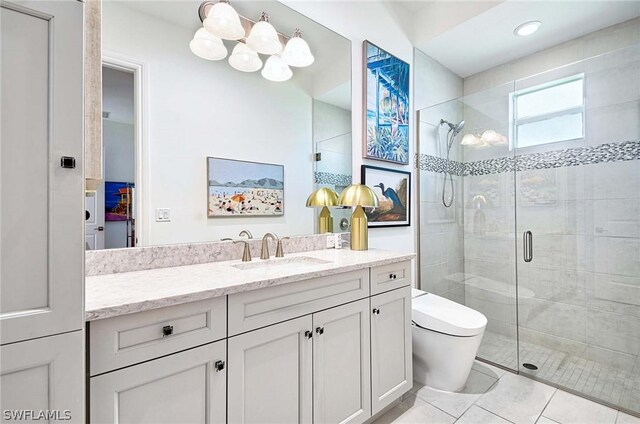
<box><xmin>412</xmin><ymin>290</ymin><xmax>487</xmax><ymax>337</ymax></box>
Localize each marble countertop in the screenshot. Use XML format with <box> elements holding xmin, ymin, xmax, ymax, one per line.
<box><xmin>85</xmin><ymin>249</ymin><xmax>415</xmax><ymax>321</ymax></box>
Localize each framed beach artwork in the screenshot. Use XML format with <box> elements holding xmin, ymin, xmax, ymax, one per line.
<box><xmin>364</xmin><ymin>41</ymin><xmax>410</xmax><ymax>164</ymax></box>
<box><xmin>361</xmin><ymin>165</ymin><xmax>411</xmax><ymax>227</ymax></box>
<box><xmin>105</xmin><ymin>181</ymin><xmax>134</xmax><ymax>221</ymax></box>
<box><xmin>207</xmin><ymin>157</ymin><xmax>284</xmax><ymax>217</ymax></box>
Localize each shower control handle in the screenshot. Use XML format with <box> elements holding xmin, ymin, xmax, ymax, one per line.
<box><xmin>523</xmin><ymin>231</ymin><xmax>533</xmax><ymax>263</ymax></box>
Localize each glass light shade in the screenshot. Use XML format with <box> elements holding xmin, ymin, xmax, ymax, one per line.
<box><xmin>306</xmin><ymin>188</ymin><xmax>338</xmax><ymax>207</ymax></box>
<box><xmin>246</xmin><ymin>19</ymin><xmax>282</xmax><ymax>55</ymax></box>
<box><xmin>261</xmin><ymin>55</ymin><xmax>292</xmax><ymax>82</ymax></box>
<box><xmin>190</xmin><ymin>28</ymin><xmax>228</xmax><ymax>61</ymax></box>
<box><xmin>228</xmin><ymin>42</ymin><xmax>262</xmax><ymax>72</ymax></box>
<box><xmin>203</xmin><ymin>1</ymin><xmax>245</xmax><ymax>40</ymax></box>
<box><xmin>461</xmin><ymin>133</ymin><xmax>480</xmax><ymax>146</ymax></box>
<box><xmin>337</xmin><ymin>184</ymin><xmax>379</xmax><ymax>208</ymax></box>
<box><xmin>481</xmin><ymin>129</ymin><xmax>502</xmax><ymax>144</ymax></box>
<box><xmin>282</xmin><ymin>35</ymin><xmax>314</xmax><ymax>67</ymax></box>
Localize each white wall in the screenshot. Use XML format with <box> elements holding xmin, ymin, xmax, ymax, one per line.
<box><xmin>283</xmin><ymin>0</ymin><xmax>417</xmax><ymax>255</ymax></box>
<box><xmin>102</xmin><ymin>2</ymin><xmax>315</xmax><ymax>245</ymax></box>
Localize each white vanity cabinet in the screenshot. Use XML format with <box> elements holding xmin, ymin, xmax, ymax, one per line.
<box><xmin>371</xmin><ymin>286</ymin><xmax>413</xmax><ymax>415</ymax></box>
<box><xmin>90</xmin><ymin>340</ymin><xmax>227</xmax><ymax>424</ymax></box>
<box><xmin>88</xmin><ymin>260</ymin><xmax>413</xmax><ymax>424</ymax></box>
<box><xmin>227</xmin><ymin>316</ymin><xmax>313</xmax><ymax>424</ymax></box>
<box><xmin>312</xmin><ymin>298</ymin><xmax>371</xmax><ymax>424</ymax></box>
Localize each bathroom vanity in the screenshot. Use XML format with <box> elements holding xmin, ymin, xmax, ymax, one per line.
<box><xmin>86</xmin><ymin>249</ymin><xmax>414</xmax><ymax>423</ymax></box>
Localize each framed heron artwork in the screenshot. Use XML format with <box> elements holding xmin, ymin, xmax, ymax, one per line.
<box><xmin>361</xmin><ymin>165</ymin><xmax>411</xmax><ymax>227</ymax></box>
<box><xmin>207</xmin><ymin>157</ymin><xmax>284</xmax><ymax>217</ymax></box>
<box><xmin>363</xmin><ymin>40</ymin><xmax>410</xmax><ymax>164</ymax></box>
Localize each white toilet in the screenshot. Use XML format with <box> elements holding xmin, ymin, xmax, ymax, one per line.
<box><xmin>411</xmin><ymin>288</ymin><xmax>487</xmax><ymax>392</ymax></box>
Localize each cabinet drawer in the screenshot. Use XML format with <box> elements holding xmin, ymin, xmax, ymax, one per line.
<box><xmin>370</xmin><ymin>261</ymin><xmax>412</xmax><ymax>295</ymax></box>
<box><xmin>89</xmin><ymin>297</ymin><xmax>226</xmax><ymax>376</ymax></box>
<box><xmin>228</xmin><ymin>269</ymin><xmax>369</xmax><ymax>336</ymax></box>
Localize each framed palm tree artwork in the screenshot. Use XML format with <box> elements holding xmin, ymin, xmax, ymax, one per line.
<box><xmin>361</xmin><ymin>165</ymin><xmax>411</xmax><ymax>227</ymax></box>
<box><xmin>363</xmin><ymin>41</ymin><xmax>410</xmax><ymax>164</ymax></box>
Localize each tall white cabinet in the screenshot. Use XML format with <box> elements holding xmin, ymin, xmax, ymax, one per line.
<box><xmin>0</xmin><ymin>0</ymin><xmax>85</xmax><ymax>421</ymax></box>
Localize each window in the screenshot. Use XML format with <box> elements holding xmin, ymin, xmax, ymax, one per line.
<box><xmin>512</xmin><ymin>74</ymin><xmax>585</xmax><ymax>148</ymax></box>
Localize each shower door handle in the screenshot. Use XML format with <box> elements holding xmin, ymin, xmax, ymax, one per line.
<box><xmin>523</xmin><ymin>231</ymin><xmax>533</xmax><ymax>263</ymax></box>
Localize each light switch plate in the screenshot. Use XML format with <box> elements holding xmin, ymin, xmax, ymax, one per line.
<box><xmin>156</xmin><ymin>208</ymin><xmax>171</xmax><ymax>222</ymax></box>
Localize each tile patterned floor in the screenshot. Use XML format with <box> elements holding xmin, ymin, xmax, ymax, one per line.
<box><xmin>373</xmin><ymin>360</ymin><xmax>640</xmax><ymax>424</ymax></box>
<box><xmin>478</xmin><ymin>331</ymin><xmax>640</xmax><ymax>415</ymax></box>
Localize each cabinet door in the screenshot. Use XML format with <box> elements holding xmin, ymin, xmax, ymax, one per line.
<box><xmin>90</xmin><ymin>340</ymin><xmax>226</xmax><ymax>424</ymax></box>
<box><xmin>1</xmin><ymin>331</ymin><xmax>84</xmax><ymax>423</ymax></box>
<box><xmin>228</xmin><ymin>316</ymin><xmax>313</xmax><ymax>424</ymax></box>
<box><xmin>313</xmin><ymin>299</ymin><xmax>371</xmax><ymax>424</ymax></box>
<box><xmin>0</xmin><ymin>0</ymin><xmax>84</xmax><ymax>345</ymax></box>
<box><xmin>371</xmin><ymin>286</ymin><xmax>412</xmax><ymax>415</ymax></box>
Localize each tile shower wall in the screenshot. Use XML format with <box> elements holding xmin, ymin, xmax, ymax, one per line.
<box><xmin>457</xmin><ymin>18</ymin><xmax>639</xmax><ymax>412</ymax></box>
<box><xmin>415</xmin><ymin>50</ymin><xmax>465</xmax><ymax>303</ymax></box>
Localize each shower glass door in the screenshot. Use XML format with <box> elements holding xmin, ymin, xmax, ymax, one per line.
<box><xmin>514</xmin><ymin>45</ymin><xmax>640</xmax><ymax>415</ymax></box>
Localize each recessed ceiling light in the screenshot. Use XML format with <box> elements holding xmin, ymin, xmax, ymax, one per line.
<box><xmin>514</xmin><ymin>21</ymin><xmax>542</xmax><ymax>37</ymax></box>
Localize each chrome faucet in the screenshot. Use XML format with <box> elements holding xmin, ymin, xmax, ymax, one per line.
<box><xmin>239</xmin><ymin>230</ymin><xmax>253</xmax><ymax>239</ymax></box>
<box><xmin>275</xmin><ymin>237</ymin><xmax>290</xmax><ymax>258</ymax></box>
<box><xmin>233</xmin><ymin>240</ymin><xmax>252</xmax><ymax>262</ymax></box>
<box><xmin>261</xmin><ymin>233</ymin><xmax>278</xmax><ymax>260</ymax></box>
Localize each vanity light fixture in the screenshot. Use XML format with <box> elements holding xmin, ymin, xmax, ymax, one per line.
<box><xmin>461</xmin><ymin>130</ymin><xmax>509</xmax><ymax>148</ymax></box>
<box><xmin>261</xmin><ymin>54</ymin><xmax>293</xmax><ymax>82</ymax></box>
<box><xmin>246</xmin><ymin>13</ymin><xmax>283</xmax><ymax>55</ymax></box>
<box><xmin>203</xmin><ymin>0</ymin><xmax>245</xmax><ymax>40</ymax></box>
<box><xmin>282</xmin><ymin>29</ymin><xmax>314</xmax><ymax>67</ymax></box>
<box><xmin>190</xmin><ymin>28</ymin><xmax>228</xmax><ymax>61</ymax></box>
<box><xmin>338</xmin><ymin>184</ymin><xmax>379</xmax><ymax>251</ymax></box>
<box><xmin>192</xmin><ymin>1</ymin><xmax>313</xmax><ymax>82</ymax></box>
<box><xmin>229</xmin><ymin>41</ymin><xmax>263</xmax><ymax>72</ymax></box>
<box><xmin>514</xmin><ymin>21</ymin><xmax>542</xmax><ymax>37</ymax></box>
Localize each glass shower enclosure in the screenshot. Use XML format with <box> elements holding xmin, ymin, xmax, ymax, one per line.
<box><xmin>417</xmin><ymin>44</ymin><xmax>640</xmax><ymax>415</ymax></box>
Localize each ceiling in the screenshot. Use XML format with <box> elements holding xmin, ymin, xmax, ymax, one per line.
<box><xmin>408</xmin><ymin>0</ymin><xmax>640</xmax><ymax>77</ymax></box>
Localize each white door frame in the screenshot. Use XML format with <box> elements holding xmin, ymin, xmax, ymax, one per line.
<box><xmin>102</xmin><ymin>52</ymin><xmax>149</xmax><ymax>246</ymax></box>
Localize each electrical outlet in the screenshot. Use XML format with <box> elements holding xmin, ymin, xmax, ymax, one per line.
<box><xmin>156</xmin><ymin>208</ymin><xmax>171</xmax><ymax>222</ymax></box>
<box><xmin>326</xmin><ymin>234</ymin><xmax>335</xmax><ymax>248</ymax></box>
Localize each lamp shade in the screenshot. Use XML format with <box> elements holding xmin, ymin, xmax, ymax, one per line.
<box><xmin>306</xmin><ymin>188</ymin><xmax>338</xmax><ymax>207</ymax></box>
<box><xmin>481</xmin><ymin>129</ymin><xmax>502</xmax><ymax>144</ymax></box>
<box><xmin>246</xmin><ymin>14</ymin><xmax>282</xmax><ymax>55</ymax></box>
<box><xmin>261</xmin><ymin>55</ymin><xmax>292</xmax><ymax>82</ymax></box>
<box><xmin>190</xmin><ymin>28</ymin><xmax>228</xmax><ymax>61</ymax></box>
<box><xmin>461</xmin><ymin>133</ymin><xmax>480</xmax><ymax>146</ymax></box>
<box><xmin>203</xmin><ymin>0</ymin><xmax>245</xmax><ymax>40</ymax></box>
<box><xmin>337</xmin><ymin>184</ymin><xmax>379</xmax><ymax>208</ymax></box>
<box><xmin>228</xmin><ymin>42</ymin><xmax>263</xmax><ymax>72</ymax></box>
<box><xmin>282</xmin><ymin>31</ymin><xmax>314</xmax><ymax>67</ymax></box>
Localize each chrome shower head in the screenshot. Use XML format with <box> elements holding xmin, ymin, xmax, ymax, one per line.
<box><xmin>440</xmin><ymin>119</ymin><xmax>465</xmax><ymax>136</ymax></box>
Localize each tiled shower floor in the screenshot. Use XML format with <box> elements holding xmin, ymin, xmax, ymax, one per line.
<box><xmin>478</xmin><ymin>330</ymin><xmax>640</xmax><ymax>415</ymax></box>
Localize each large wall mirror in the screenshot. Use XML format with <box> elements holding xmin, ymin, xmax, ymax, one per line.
<box><xmin>88</xmin><ymin>0</ymin><xmax>351</xmax><ymax>249</ymax></box>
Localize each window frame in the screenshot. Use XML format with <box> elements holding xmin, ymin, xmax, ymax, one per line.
<box><xmin>511</xmin><ymin>73</ymin><xmax>586</xmax><ymax>150</ymax></box>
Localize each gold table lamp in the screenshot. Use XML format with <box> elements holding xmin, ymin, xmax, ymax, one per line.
<box><xmin>337</xmin><ymin>184</ymin><xmax>379</xmax><ymax>250</ymax></box>
<box><xmin>306</xmin><ymin>187</ymin><xmax>339</xmax><ymax>234</ymax></box>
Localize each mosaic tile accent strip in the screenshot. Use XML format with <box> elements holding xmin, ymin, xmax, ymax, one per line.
<box><xmin>416</xmin><ymin>154</ymin><xmax>465</xmax><ymax>176</ymax></box>
<box><xmin>314</xmin><ymin>171</ymin><xmax>352</xmax><ymax>187</ymax></box>
<box><xmin>514</xmin><ymin>140</ymin><xmax>640</xmax><ymax>172</ymax></box>
<box><xmin>417</xmin><ymin>140</ymin><xmax>640</xmax><ymax>176</ymax></box>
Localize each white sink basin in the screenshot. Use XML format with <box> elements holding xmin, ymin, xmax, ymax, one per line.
<box><xmin>232</xmin><ymin>256</ymin><xmax>332</xmax><ymax>270</ymax></box>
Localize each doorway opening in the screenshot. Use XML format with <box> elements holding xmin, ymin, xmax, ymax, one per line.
<box><xmin>85</xmin><ymin>64</ymin><xmax>139</xmax><ymax>249</ymax></box>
